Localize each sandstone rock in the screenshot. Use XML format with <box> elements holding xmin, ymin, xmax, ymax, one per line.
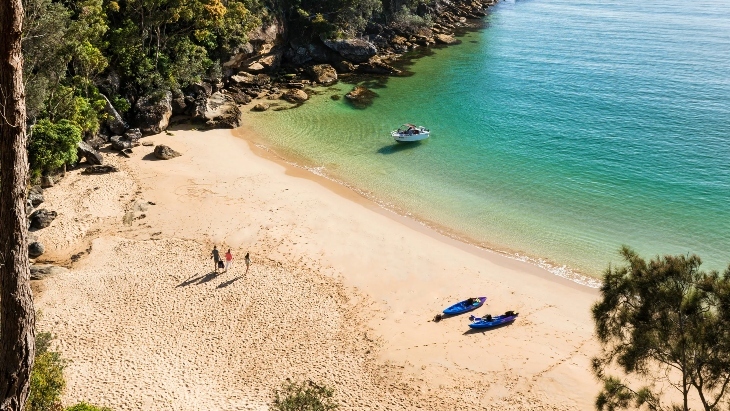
<box><xmin>247</xmin><ymin>62</ymin><xmax>265</xmax><ymax>72</ymax></box>
<box><xmin>308</xmin><ymin>64</ymin><xmax>338</xmax><ymax>85</ymax></box>
<box><xmin>30</xmin><ymin>209</ymin><xmax>57</xmax><ymax>229</ymax></box>
<box><xmin>333</xmin><ymin>60</ymin><xmax>357</xmax><ymax>73</ymax></box>
<box><xmin>101</xmin><ymin>94</ymin><xmax>127</xmax><ymax>135</ymax></box>
<box><xmin>30</xmin><ymin>264</ymin><xmax>68</xmax><ymax>280</ymax></box>
<box><xmin>82</xmin><ymin>165</ymin><xmax>119</xmax><ymax>174</ymax></box>
<box><xmin>135</xmin><ymin>91</ymin><xmax>172</xmax><ymax>135</ymax></box>
<box><xmin>252</xmin><ymin>103</ymin><xmax>270</xmax><ymax>112</ymax></box>
<box><xmin>345</xmin><ymin>86</ymin><xmax>379</xmax><ymax>108</ymax></box>
<box><xmin>77</xmin><ymin>141</ymin><xmax>104</xmax><ymax>165</ymax></box>
<box><xmin>435</xmin><ymin>33</ymin><xmax>459</xmax><ymax>45</ymax></box>
<box><xmin>357</xmin><ymin>57</ymin><xmax>402</xmax><ymax>75</ymax></box>
<box><xmin>41</xmin><ymin>176</ymin><xmax>54</xmax><ymax>188</ymax></box>
<box><xmin>153</xmin><ymin>145</ymin><xmax>181</xmax><ymax>160</ymax></box>
<box><xmin>206</xmin><ymin>104</ymin><xmax>242</xmax><ymax>129</ymax></box>
<box><xmin>282</xmin><ymin>89</ymin><xmax>308</xmax><ymax>103</ymax></box>
<box><xmin>322</xmin><ymin>38</ymin><xmax>377</xmax><ymax>63</ymax></box>
<box><xmin>28</xmin><ymin>186</ymin><xmax>44</xmax><ymax>207</ymax></box>
<box><xmin>171</xmin><ymin>93</ymin><xmax>187</xmax><ymax>115</ymax></box>
<box><xmin>28</xmin><ymin>242</ymin><xmax>45</xmax><ymax>258</ymax></box>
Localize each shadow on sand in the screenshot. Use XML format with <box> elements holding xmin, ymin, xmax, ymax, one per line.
<box><xmin>177</xmin><ymin>271</ymin><xmax>221</xmax><ymax>287</ymax></box>
<box><xmin>377</xmin><ymin>142</ymin><xmax>423</xmax><ymax>154</ymax></box>
<box><xmin>217</xmin><ymin>276</ymin><xmax>242</xmax><ymax>289</ymax></box>
<box><xmin>462</xmin><ymin>321</ymin><xmax>516</xmax><ymax>335</ymax></box>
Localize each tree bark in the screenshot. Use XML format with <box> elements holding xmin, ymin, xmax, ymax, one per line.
<box><xmin>0</xmin><ymin>0</ymin><xmax>36</xmax><ymax>408</ymax></box>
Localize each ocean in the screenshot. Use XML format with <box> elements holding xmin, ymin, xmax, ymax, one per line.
<box><xmin>241</xmin><ymin>0</ymin><xmax>730</xmax><ymax>281</ymax></box>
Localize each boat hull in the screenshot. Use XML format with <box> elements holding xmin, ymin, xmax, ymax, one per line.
<box><xmin>392</xmin><ymin>131</ymin><xmax>430</xmax><ymax>142</ymax></box>
<box><xmin>443</xmin><ymin>297</ymin><xmax>487</xmax><ymax>315</ymax></box>
<box><xmin>468</xmin><ymin>313</ymin><xmax>519</xmax><ymax>329</ymax></box>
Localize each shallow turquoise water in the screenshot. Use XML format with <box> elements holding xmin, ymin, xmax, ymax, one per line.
<box><xmin>243</xmin><ymin>0</ymin><xmax>730</xmax><ymax>278</ymax></box>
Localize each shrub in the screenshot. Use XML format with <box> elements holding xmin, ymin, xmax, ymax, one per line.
<box><xmin>392</xmin><ymin>6</ymin><xmax>432</xmax><ymax>32</ymax></box>
<box><xmin>271</xmin><ymin>380</ymin><xmax>339</xmax><ymax>411</ymax></box>
<box><xmin>27</xmin><ymin>332</ymin><xmax>66</xmax><ymax>411</ymax></box>
<box><xmin>28</xmin><ymin>119</ymin><xmax>82</xmax><ymax>179</ymax></box>
<box><xmin>65</xmin><ymin>402</ymin><xmax>112</xmax><ymax>411</ymax></box>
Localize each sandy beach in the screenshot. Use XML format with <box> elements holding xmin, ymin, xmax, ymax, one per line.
<box><xmin>33</xmin><ymin>127</ymin><xmax>600</xmax><ymax>410</ymax></box>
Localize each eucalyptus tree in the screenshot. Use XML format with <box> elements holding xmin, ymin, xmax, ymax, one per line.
<box><xmin>592</xmin><ymin>247</ymin><xmax>730</xmax><ymax>411</ymax></box>
<box><xmin>1</xmin><ymin>0</ymin><xmax>36</xmax><ymax>407</ymax></box>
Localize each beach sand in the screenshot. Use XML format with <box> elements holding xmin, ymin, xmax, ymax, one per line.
<box><xmin>34</xmin><ymin>127</ymin><xmax>600</xmax><ymax>410</ymax></box>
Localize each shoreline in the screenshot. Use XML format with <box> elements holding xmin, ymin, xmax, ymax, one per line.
<box><xmin>33</xmin><ymin>127</ymin><xmax>600</xmax><ymax>410</ymax></box>
<box><xmin>235</xmin><ymin>123</ymin><xmax>603</xmax><ymax>290</ymax></box>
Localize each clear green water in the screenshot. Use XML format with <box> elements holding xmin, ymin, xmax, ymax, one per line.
<box><xmin>242</xmin><ymin>0</ymin><xmax>730</xmax><ymax>280</ymax></box>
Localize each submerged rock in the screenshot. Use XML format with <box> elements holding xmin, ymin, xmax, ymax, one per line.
<box><xmin>252</xmin><ymin>103</ymin><xmax>270</xmax><ymax>112</ymax></box>
<box><xmin>345</xmin><ymin>86</ymin><xmax>378</xmax><ymax>109</ymax></box>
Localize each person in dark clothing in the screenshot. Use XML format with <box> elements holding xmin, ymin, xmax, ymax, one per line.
<box><xmin>211</xmin><ymin>246</ymin><xmax>221</xmax><ymax>273</ymax></box>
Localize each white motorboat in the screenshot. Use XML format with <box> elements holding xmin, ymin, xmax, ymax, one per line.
<box><xmin>391</xmin><ymin>124</ymin><xmax>430</xmax><ymax>142</ymax></box>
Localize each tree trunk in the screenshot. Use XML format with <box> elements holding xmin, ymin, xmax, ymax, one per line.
<box><xmin>0</xmin><ymin>0</ymin><xmax>36</xmax><ymax>408</ymax></box>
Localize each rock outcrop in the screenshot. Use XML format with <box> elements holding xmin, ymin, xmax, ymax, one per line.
<box><xmin>30</xmin><ymin>264</ymin><xmax>68</xmax><ymax>280</ymax></box>
<box><xmin>30</xmin><ymin>209</ymin><xmax>57</xmax><ymax>229</ymax></box>
<box><xmin>308</xmin><ymin>64</ymin><xmax>338</xmax><ymax>85</ymax></box>
<box><xmin>282</xmin><ymin>89</ymin><xmax>308</xmax><ymax>103</ymax></box>
<box><xmin>322</xmin><ymin>38</ymin><xmax>377</xmax><ymax>63</ymax></box>
<box><xmin>153</xmin><ymin>145</ymin><xmax>181</xmax><ymax>160</ymax></box>
<box><xmin>28</xmin><ymin>186</ymin><xmax>44</xmax><ymax>207</ymax></box>
<box><xmin>77</xmin><ymin>141</ymin><xmax>104</xmax><ymax>165</ymax></box>
<box><xmin>82</xmin><ymin>165</ymin><xmax>119</xmax><ymax>174</ymax></box>
<box><xmin>28</xmin><ymin>242</ymin><xmax>45</xmax><ymax>258</ymax></box>
<box><xmin>135</xmin><ymin>91</ymin><xmax>172</xmax><ymax>135</ymax></box>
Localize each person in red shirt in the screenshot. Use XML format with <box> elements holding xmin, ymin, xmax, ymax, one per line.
<box><xmin>225</xmin><ymin>249</ymin><xmax>233</xmax><ymax>272</ymax></box>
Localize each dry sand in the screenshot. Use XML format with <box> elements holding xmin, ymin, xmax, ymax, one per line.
<box><xmin>34</xmin><ymin>127</ymin><xmax>600</xmax><ymax>410</ymax></box>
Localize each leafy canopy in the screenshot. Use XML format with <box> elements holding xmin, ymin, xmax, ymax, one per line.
<box><xmin>592</xmin><ymin>246</ymin><xmax>730</xmax><ymax>411</ymax></box>
<box><xmin>28</xmin><ymin>119</ymin><xmax>82</xmax><ymax>178</ymax></box>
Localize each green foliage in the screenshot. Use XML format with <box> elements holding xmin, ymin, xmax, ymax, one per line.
<box><xmin>271</xmin><ymin>380</ymin><xmax>339</xmax><ymax>411</ymax></box>
<box><xmin>28</xmin><ymin>120</ymin><xmax>82</xmax><ymax>178</ymax></box>
<box><xmin>391</xmin><ymin>5</ymin><xmax>432</xmax><ymax>32</ymax></box>
<box><xmin>64</xmin><ymin>402</ymin><xmax>112</xmax><ymax>411</ymax></box>
<box><xmin>27</xmin><ymin>332</ymin><xmax>66</xmax><ymax>411</ymax></box>
<box><xmin>592</xmin><ymin>246</ymin><xmax>730</xmax><ymax>411</ymax></box>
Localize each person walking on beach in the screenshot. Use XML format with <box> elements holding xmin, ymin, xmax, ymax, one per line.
<box><xmin>211</xmin><ymin>246</ymin><xmax>221</xmax><ymax>273</ymax></box>
<box><xmin>244</xmin><ymin>252</ymin><xmax>251</xmax><ymax>274</ymax></box>
<box><xmin>225</xmin><ymin>249</ymin><xmax>233</xmax><ymax>272</ymax></box>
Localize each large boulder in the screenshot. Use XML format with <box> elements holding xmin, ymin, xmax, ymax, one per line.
<box><xmin>101</xmin><ymin>94</ymin><xmax>127</xmax><ymax>135</ymax></box>
<box><xmin>435</xmin><ymin>33</ymin><xmax>459</xmax><ymax>45</ymax></box>
<box><xmin>153</xmin><ymin>145</ymin><xmax>181</xmax><ymax>160</ymax></box>
<box><xmin>135</xmin><ymin>91</ymin><xmax>172</xmax><ymax>135</ymax></box>
<box><xmin>252</xmin><ymin>103</ymin><xmax>270</xmax><ymax>112</ymax></box>
<box><xmin>28</xmin><ymin>186</ymin><xmax>44</xmax><ymax>207</ymax></box>
<box><xmin>308</xmin><ymin>64</ymin><xmax>338</xmax><ymax>85</ymax></box>
<box><xmin>282</xmin><ymin>89</ymin><xmax>308</xmax><ymax>103</ymax></box>
<box><xmin>30</xmin><ymin>209</ymin><xmax>57</xmax><ymax>229</ymax></box>
<box><xmin>345</xmin><ymin>86</ymin><xmax>378</xmax><ymax>109</ymax></box>
<box><xmin>357</xmin><ymin>57</ymin><xmax>401</xmax><ymax>75</ymax></box>
<box><xmin>322</xmin><ymin>38</ymin><xmax>377</xmax><ymax>63</ymax></box>
<box><xmin>77</xmin><ymin>141</ymin><xmax>103</xmax><ymax>165</ymax></box>
<box><xmin>110</xmin><ymin>135</ymin><xmax>131</xmax><ymax>150</ymax></box>
<box><xmin>28</xmin><ymin>242</ymin><xmax>45</xmax><ymax>258</ymax></box>
<box><xmin>82</xmin><ymin>165</ymin><xmax>119</xmax><ymax>174</ymax></box>
<box><xmin>203</xmin><ymin>91</ymin><xmax>242</xmax><ymax>129</ymax></box>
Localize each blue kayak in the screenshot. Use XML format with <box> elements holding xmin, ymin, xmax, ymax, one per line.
<box><xmin>468</xmin><ymin>311</ymin><xmax>519</xmax><ymax>329</ymax></box>
<box><xmin>442</xmin><ymin>297</ymin><xmax>487</xmax><ymax>316</ymax></box>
